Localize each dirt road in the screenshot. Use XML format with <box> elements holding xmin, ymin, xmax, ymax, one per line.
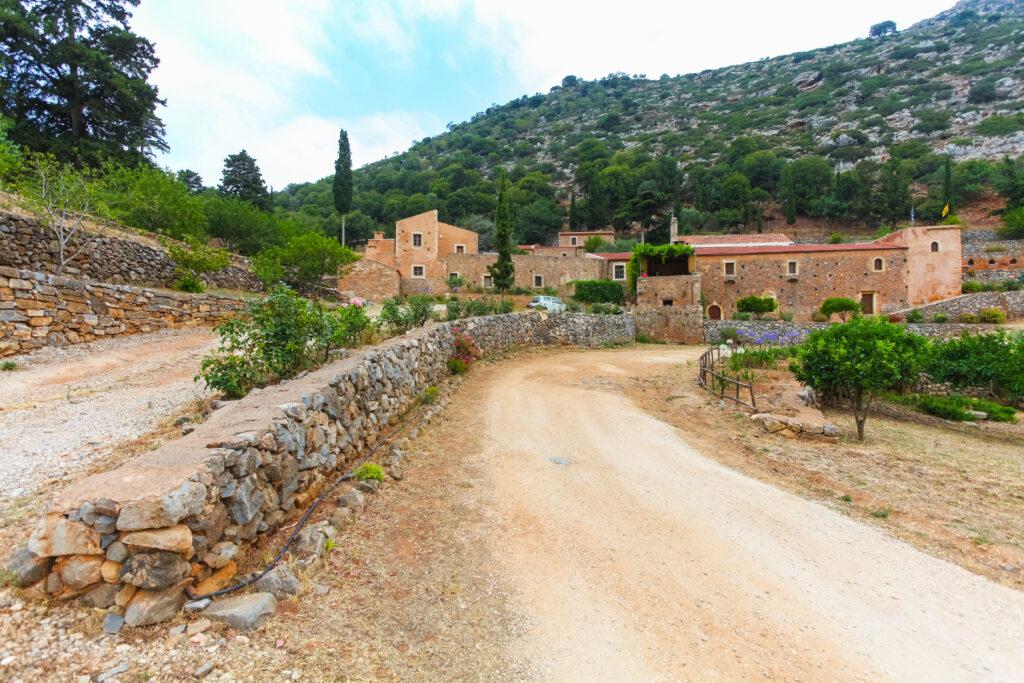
<box><xmin>0</xmin><ymin>328</ymin><xmax>216</xmax><ymax>503</ymax></box>
<box><xmin>481</xmin><ymin>347</ymin><xmax>1024</xmax><ymax>681</ymax></box>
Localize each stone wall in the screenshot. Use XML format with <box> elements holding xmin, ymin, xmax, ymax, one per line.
<box><xmin>634</xmin><ymin>307</ymin><xmax>703</xmax><ymax>343</ymax></box>
<box><xmin>445</xmin><ymin>253</ymin><xmax>606</xmax><ymax>295</ymax></box>
<box><xmin>0</xmin><ymin>211</ymin><xmax>261</xmax><ymax>291</ymax></box>
<box><xmin>896</xmin><ymin>290</ymin><xmax>1024</xmax><ymax>320</ymax></box>
<box><xmin>702</xmin><ymin>319</ymin><xmax>1002</xmax><ymax>345</ymax></box>
<box><xmin>11</xmin><ymin>312</ymin><xmax>635</xmax><ymax>626</ymax></box>
<box><xmin>962</xmin><ymin>268</ymin><xmax>1024</xmax><ymax>284</ymax></box>
<box><xmin>336</xmin><ymin>259</ymin><xmax>399</xmax><ymax>302</ymax></box>
<box><xmin>0</xmin><ymin>267</ymin><xmax>244</xmax><ymax>357</ymax></box>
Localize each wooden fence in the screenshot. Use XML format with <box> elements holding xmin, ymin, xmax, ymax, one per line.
<box><xmin>697</xmin><ymin>345</ymin><xmax>757</xmax><ymax>410</ymax></box>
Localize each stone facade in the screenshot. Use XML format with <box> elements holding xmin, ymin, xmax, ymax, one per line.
<box><xmin>11</xmin><ymin>311</ymin><xmax>635</xmax><ymax>625</ymax></box>
<box><xmin>634</xmin><ymin>308</ymin><xmax>704</xmax><ymax>343</ymax></box>
<box><xmin>336</xmin><ymin>259</ymin><xmax>399</xmax><ymax>302</ymax></box>
<box><xmin>636</xmin><ymin>274</ymin><xmax>700</xmax><ymax>309</ymax></box>
<box><xmin>962</xmin><ymin>268</ymin><xmax>1024</xmax><ymax>284</ymax></box>
<box><xmin>896</xmin><ymin>290</ymin><xmax>1024</xmax><ymax>320</ymax></box>
<box><xmin>0</xmin><ymin>211</ymin><xmax>261</xmax><ymax>291</ymax></box>
<box><xmin>0</xmin><ymin>267</ymin><xmax>244</xmax><ymax>357</ymax></box>
<box><xmin>702</xmin><ymin>319</ymin><xmax>1002</xmax><ymax>345</ymax></box>
<box><xmin>445</xmin><ymin>253</ymin><xmax>606</xmax><ymax>295</ymax></box>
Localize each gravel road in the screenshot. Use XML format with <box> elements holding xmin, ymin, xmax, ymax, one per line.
<box><xmin>482</xmin><ymin>347</ymin><xmax>1024</xmax><ymax>681</ymax></box>
<box><xmin>0</xmin><ymin>328</ymin><xmax>217</xmax><ymax>503</ymax></box>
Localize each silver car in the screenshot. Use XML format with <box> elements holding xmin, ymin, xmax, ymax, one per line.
<box><xmin>528</xmin><ymin>295</ymin><xmax>566</xmax><ymax>312</ymax></box>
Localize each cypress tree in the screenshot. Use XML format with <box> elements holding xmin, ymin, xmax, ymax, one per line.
<box><xmin>942</xmin><ymin>155</ymin><xmax>954</xmax><ymax>215</ymax></box>
<box><xmin>333</xmin><ymin>129</ymin><xmax>353</xmax><ymax>243</ymax></box>
<box><xmin>879</xmin><ymin>158</ymin><xmax>911</xmax><ymax>226</ymax></box>
<box><xmin>568</xmin><ymin>192</ymin><xmax>579</xmax><ymax>230</ymax></box>
<box><xmin>487</xmin><ymin>170</ymin><xmax>515</xmax><ymax>292</ymax></box>
<box><xmin>781</xmin><ymin>164</ymin><xmax>797</xmax><ymax>225</ymax></box>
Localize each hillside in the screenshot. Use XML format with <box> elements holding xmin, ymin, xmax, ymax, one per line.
<box><xmin>276</xmin><ymin>0</ymin><xmax>1024</xmax><ymax>245</ymax></box>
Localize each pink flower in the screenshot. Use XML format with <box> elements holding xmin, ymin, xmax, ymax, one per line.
<box><xmin>350</xmin><ymin>297</ymin><xmax>364</xmax><ymax>308</ymax></box>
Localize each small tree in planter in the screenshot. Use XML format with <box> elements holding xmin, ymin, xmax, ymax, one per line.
<box><xmin>736</xmin><ymin>295</ymin><xmax>777</xmax><ymax>320</ymax></box>
<box><xmin>791</xmin><ymin>316</ymin><xmax>929</xmax><ymax>440</ymax></box>
<box><xmin>819</xmin><ymin>297</ymin><xmax>861</xmax><ymax>322</ymax></box>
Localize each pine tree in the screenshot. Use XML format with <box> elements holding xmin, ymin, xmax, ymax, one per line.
<box><xmin>942</xmin><ymin>155</ymin><xmax>954</xmax><ymax>215</ymax></box>
<box><xmin>332</xmin><ymin>128</ymin><xmax>353</xmax><ymax>243</ymax></box>
<box><xmin>219</xmin><ymin>150</ymin><xmax>270</xmax><ymax>211</ymax></box>
<box><xmin>781</xmin><ymin>164</ymin><xmax>797</xmax><ymax>225</ymax></box>
<box><xmin>176</xmin><ymin>169</ymin><xmax>204</xmax><ymax>194</ymax></box>
<box><xmin>0</xmin><ymin>0</ymin><xmax>166</xmax><ymax>165</ymax></box>
<box><xmin>487</xmin><ymin>171</ymin><xmax>515</xmax><ymax>292</ymax></box>
<box><xmin>879</xmin><ymin>158</ymin><xmax>911</xmax><ymax>226</ymax></box>
<box><xmin>568</xmin><ymin>192</ymin><xmax>579</xmax><ymax>230</ymax></box>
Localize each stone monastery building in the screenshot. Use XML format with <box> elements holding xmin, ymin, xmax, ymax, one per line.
<box><xmin>338</xmin><ymin>210</ymin><xmax>963</xmax><ymax>321</ymax></box>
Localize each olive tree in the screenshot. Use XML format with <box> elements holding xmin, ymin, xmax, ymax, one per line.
<box><xmin>19</xmin><ymin>154</ymin><xmax>97</xmax><ymax>275</ymax></box>
<box><xmin>819</xmin><ymin>297</ymin><xmax>861</xmax><ymax>321</ymax></box>
<box><xmin>736</xmin><ymin>295</ymin><xmax>778</xmax><ymax>320</ymax></box>
<box><xmin>791</xmin><ymin>317</ymin><xmax>928</xmax><ymax>441</ymax></box>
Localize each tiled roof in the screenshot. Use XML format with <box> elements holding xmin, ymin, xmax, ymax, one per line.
<box><xmin>678</xmin><ymin>233</ymin><xmax>792</xmax><ymax>246</ymax></box>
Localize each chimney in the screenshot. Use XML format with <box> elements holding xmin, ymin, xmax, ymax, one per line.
<box><xmin>670</xmin><ymin>215</ymin><xmax>679</xmax><ymax>242</ymax></box>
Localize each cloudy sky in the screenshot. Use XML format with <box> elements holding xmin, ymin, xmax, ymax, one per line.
<box><xmin>131</xmin><ymin>0</ymin><xmax>954</xmax><ymax>189</ymax></box>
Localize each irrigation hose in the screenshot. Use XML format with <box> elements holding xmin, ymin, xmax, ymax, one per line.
<box><xmin>184</xmin><ymin>399</ymin><xmax>430</xmax><ymax>602</ymax></box>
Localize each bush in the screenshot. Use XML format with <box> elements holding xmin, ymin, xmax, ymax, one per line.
<box><xmin>1</xmin><ymin>360</ymin><xmax>17</xmax><ymax>372</ymax></box>
<box><xmin>999</xmin><ymin>207</ymin><xmax>1024</xmax><ymax>240</ymax></box>
<box><xmin>736</xmin><ymin>295</ymin><xmax>777</xmax><ymax>320</ymax></box>
<box><xmin>717</xmin><ymin>326</ymin><xmax>740</xmax><ymax>344</ymax></box>
<box><xmin>589</xmin><ymin>302</ymin><xmax>624</xmax><ymax>315</ymax></box>
<box><xmin>566</xmin><ymin>301</ymin><xmax>583</xmax><ymax>313</ymax></box>
<box><xmin>253</xmin><ymin>233</ymin><xmax>359</xmax><ymax>292</ymax></box>
<box><xmin>574</xmin><ymin>279</ymin><xmax>625</xmax><ymax>304</ymax></box>
<box><xmin>819</xmin><ymin>297</ymin><xmax>861</xmax><ymax>321</ymax></box>
<box><xmin>378</xmin><ymin>295</ymin><xmax>435</xmax><ymax>335</ymax></box>
<box><xmin>917</xmin><ymin>395</ymin><xmax>971</xmax><ymax>421</ymax></box>
<box><xmin>929</xmin><ymin>331</ymin><xmax>1024</xmax><ymax>403</ymax></box>
<box><xmin>779</xmin><ymin>311</ymin><xmax>794</xmax><ymax>322</ymax></box>
<box><xmin>958</xmin><ymin>313</ymin><xmax>979</xmax><ymax>324</ymax></box>
<box><xmin>811</xmin><ymin>311</ymin><xmax>829</xmax><ymax>323</ymax></box>
<box><xmin>197</xmin><ymin>286</ymin><xmax>367</xmax><ymax>398</ymax></box>
<box><xmin>791</xmin><ymin>317</ymin><xmax>929</xmax><ymax>440</ymax></box>
<box><xmin>827</xmin><ymin>232</ymin><xmax>844</xmax><ymax>244</ymax></box>
<box><xmin>173</xmin><ymin>272</ymin><xmax>205</xmax><ymax>293</ymax></box>
<box><xmin>731</xmin><ymin>311</ymin><xmax>753</xmax><ymax>321</ymax></box>
<box><xmin>448</xmin><ymin>331</ymin><xmax>479</xmax><ymax>375</ymax></box>
<box><xmin>906</xmin><ymin>309</ymin><xmax>924</xmax><ymax>323</ymax></box>
<box><xmin>978</xmin><ymin>307</ymin><xmax>1007</xmax><ymax>324</ymax></box>
<box><xmin>165</xmin><ymin>236</ymin><xmax>230</xmax><ymax>294</ymax></box>
<box><xmin>931</xmin><ymin>312</ymin><xmax>949</xmax><ymax>323</ymax></box>
<box><xmin>353</xmin><ymin>463</ymin><xmax>384</xmax><ymax>481</ymax></box>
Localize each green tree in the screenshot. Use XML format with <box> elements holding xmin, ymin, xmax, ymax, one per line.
<box><xmin>790</xmin><ymin>156</ymin><xmax>833</xmax><ymax>214</ymax></box>
<box><xmin>252</xmin><ymin>232</ymin><xmax>359</xmax><ymax>292</ymax></box>
<box><xmin>487</xmin><ymin>171</ymin><xmax>515</xmax><ymax>291</ymax></box>
<box><xmin>0</xmin><ymin>0</ymin><xmax>166</xmax><ymax>164</ymax></box>
<box><xmin>1000</xmin><ymin>207</ymin><xmax>1024</xmax><ymax>239</ymax></box>
<box><xmin>996</xmin><ymin>156</ymin><xmax>1024</xmax><ymax>211</ymax></box>
<box><xmin>568</xmin><ymin>192</ymin><xmax>580</xmax><ymax>230</ymax></box>
<box><xmin>18</xmin><ymin>154</ymin><xmax>98</xmax><ymax>274</ymax></box>
<box><xmin>735</xmin><ymin>295</ymin><xmax>778</xmax><ymax>320</ymax></box>
<box><xmin>176</xmin><ymin>169</ymin><xmax>204</xmax><ymax>194</ymax></box>
<box><xmin>879</xmin><ymin>158</ymin><xmax>911</xmax><ymax>226</ymax></box>
<box><xmin>165</xmin><ymin>236</ymin><xmax>230</xmax><ymax>292</ymax></box>
<box><xmin>869</xmin><ymin>20</ymin><xmax>897</xmax><ymax>37</ymax></box>
<box><xmin>928</xmin><ymin>331</ymin><xmax>1024</xmax><ymax>403</ymax></box>
<box><xmin>98</xmin><ymin>164</ymin><xmax>206</xmax><ymax>240</ymax></box>
<box><xmin>0</xmin><ymin>117</ymin><xmax>24</xmax><ymax>183</ymax></box>
<box><xmin>792</xmin><ymin>317</ymin><xmax>928</xmax><ymax>440</ymax></box>
<box><xmin>332</xmin><ymin>128</ymin><xmax>353</xmax><ymax>244</ymax></box>
<box><xmin>219</xmin><ymin>150</ymin><xmax>270</xmax><ymax>211</ymax></box>
<box><xmin>942</xmin><ymin>155</ymin><xmax>954</xmax><ymax>216</ymax></box>
<box><xmin>819</xmin><ymin>297</ymin><xmax>860</xmax><ymax>321</ymax></box>
<box><xmin>780</xmin><ymin>163</ymin><xmax>797</xmax><ymax>225</ymax></box>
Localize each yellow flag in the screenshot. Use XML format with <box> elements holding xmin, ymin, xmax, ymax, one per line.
<box><xmin>941</xmin><ymin>203</ymin><xmax>950</xmax><ymax>217</ymax></box>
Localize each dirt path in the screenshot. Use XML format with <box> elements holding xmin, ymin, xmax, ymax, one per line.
<box><xmin>0</xmin><ymin>328</ymin><xmax>217</xmax><ymax>504</ymax></box>
<box><xmin>480</xmin><ymin>347</ymin><xmax>1024</xmax><ymax>681</ymax></box>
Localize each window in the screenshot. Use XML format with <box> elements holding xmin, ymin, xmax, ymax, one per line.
<box><xmin>411</xmin><ymin>265</ymin><xmax>425</xmax><ymax>278</ymax></box>
<box><xmin>930</xmin><ymin>241</ymin><xmax>940</xmax><ymax>253</ymax></box>
<box><xmin>613</xmin><ymin>263</ymin><xmax>626</xmax><ymax>280</ymax></box>
<box><xmin>482</xmin><ymin>274</ymin><xmax>493</xmax><ymax>288</ymax></box>
<box><xmin>988</xmin><ymin>258</ymin><xmax>996</xmax><ymax>265</ymax></box>
<box><xmin>662</xmin><ymin>299</ymin><xmax>674</xmax><ymax>307</ymax></box>
<box><xmin>412</xmin><ymin>233</ymin><xmax>423</xmax><ymax>248</ymax></box>
<box><xmin>872</xmin><ymin>257</ymin><xmax>884</xmax><ymax>272</ymax></box>
<box><xmin>787</xmin><ymin>260</ymin><xmax>798</xmax><ymax>276</ymax></box>
<box><xmin>723</xmin><ymin>261</ymin><xmax>736</xmax><ymax>277</ymax></box>
<box><xmin>455</xmin><ymin>244</ymin><xmax>465</xmax><ymax>254</ymax></box>
<box><xmin>561</xmin><ymin>252</ymin><xmax>567</xmax><ymax>257</ymax></box>
<box><xmin>570</xmin><ymin>236</ymin><xmax>578</xmax><ymax>246</ymax></box>
<box><xmin>534</xmin><ymin>274</ymin><xmax>544</xmax><ymax>288</ymax></box>
<box><xmin>449</xmin><ymin>272</ymin><xmax>459</xmax><ymax>280</ymax></box>
<box><xmin>967</xmin><ymin>259</ymin><xmax>975</xmax><ymax>266</ymax></box>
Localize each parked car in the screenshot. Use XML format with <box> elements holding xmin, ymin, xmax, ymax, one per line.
<box><xmin>528</xmin><ymin>295</ymin><xmax>566</xmax><ymax>312</ymax></box>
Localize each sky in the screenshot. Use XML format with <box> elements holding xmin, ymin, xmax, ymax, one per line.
<box><xmin>130</xmin><ymin>0</ymin><xmax>956</xmax><ymax>190</ymax></box>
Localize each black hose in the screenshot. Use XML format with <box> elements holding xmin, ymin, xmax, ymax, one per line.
<box><xmin>185</xmin><ymin>400</ymin><xmax>429</xmax><ymax>602</ymax></box>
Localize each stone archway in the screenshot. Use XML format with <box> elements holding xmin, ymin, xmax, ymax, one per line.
<box><xmin>707</xmin><ymin>304</ymin><xmax>722</xmax><ymax>320</ymax></box>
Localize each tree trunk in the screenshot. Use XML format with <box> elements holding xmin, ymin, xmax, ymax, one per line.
<box><xmin>854</xmin><ymin>390</ymin><xmax>866</xmax><ymax>441</ymax></box>
<box><xmin>341</xmin><ymin>213</ymin><xmax>346</xmax><ymax>246</ymax></box>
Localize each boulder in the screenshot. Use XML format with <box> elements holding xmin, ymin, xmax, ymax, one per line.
<box><xmin>28</xmin><ymin>515</ymin><xmax>103</xmax><ymax>556</ymax></box>
<box><xmin>205</xmin><ymin>592</ymin><xmax>277</xmax><ymax>631</ymax></box>
<box><xmin>121</xmin><ymin>525</ymin><xmax>193</xmax><ymax>553</ymax></box>
<box><xmin>4</xmin><ymin>545</ymin><xmax>52</xmax><ymax>587</ymax></box>
<box><xmin>80</xmin><ymin>582</ymin><xmax>119</xmax><ymax>609</ymax></box>
<box><xmin>119</xmin><ymin>551</ymin><xmax>191</xmax><ymax>590</ymax></box>
<box><xmin>253</xmin><ymin>565</ymin><xmax>303</xmax><ymax>599</ymax></box>
<box><xmin>101</xmin><ymin>560</ymin><xmax>121</xmax><ymax>583</ymax></box>
<box><xmin>123</xmin><ymin>583</ymin><xmax>188</xmax><ymax>627</ymax></box>
<box><xmin>116</xmin><ymin>480</ymin><xmax>206</xmax><ymax>531</ymax></box>
<box><xmin>60</xmin><ymin>555</ymin><xmax>104</xmax><ymax>590</ymax></box>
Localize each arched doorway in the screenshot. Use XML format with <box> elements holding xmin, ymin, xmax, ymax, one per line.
<box><xmin>707</xmin><ymin>304</ymin><xmax>722</xmax><ymax>320</ymax></box>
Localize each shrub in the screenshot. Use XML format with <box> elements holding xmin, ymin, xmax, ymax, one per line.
<box><xmin>736</xmin><ymin>295</ymin><xmax>777</xmax><ymax>320</ymax></box>
<box><xmin>958</xmin><ymin>313</ymin><xmax>979</xmax><ymax>324</ymax></box>
<box><xmin>253</xmin><ymin>233</ymin><xmax>359</xmax><ymax>292</ymax></box>
<box><xmin>589</xmin><ymin>302</ymin><xmax>624</xmax><ymax>315</ymax></box>
<box><xmin>418</xmin><ymin>386</ymin><xmax>440</xmax><ymax>405</ymax></box>
<box><xmin>717</xmin><ymin>326</ymin><xmax>740</xmax><ymax>344</ymax></box>
<box><xmin>165</xmin><ymin>236</ymin><xmax>230</xmax><ymax>294</ymax></box>
<box><xmin>0</xmin><ymin>360</ymin><xmax>16</xmax><ymax>372</ymax></box>
<box><xmin>197</xmin><ymin>285</ymin><xmax>367</xmax><ymax>398</ymax></box>
<box><xmin>378</xmin><ymin>295</ymin><xmax>435</xmax><ymax>335</ymax></box>
<box><xmin>353</xmin><ymin>463</ymin><xmax>384</xmax><ymax>481</ymax></box>
<box><xmin>929</xmin><ymin>331</ymin><xmax>1024</xmax><ymax>403</ymax></box>
<box><xmin>779</xmin><ymin>311</ymin><xmax>794</xmax><ymax>322</ymax></box>
<box><xmin>447</xmin><ymin>331</ymin><xmax>479</xmax><ymax>375</ymax></box>
<box><xmin>978</xmin><ymin>307</ymin><xmax>1007</xmax><ymax>324</ymax></box>
<box><xmin>791</xmin><ymin>317</ymin><xmax>929</xmax><ymax>440</ymax></box>
<box><xmin>566</xmin><ymin>301</ymin><xmax>583</xmax><ymax>313</ymax></box>
<box><xmin>811</xmin><ymin>311</ymin><xmax>829</xmax><ymax>323</ymax></box>
<box><xmin>906</xmin><ymin>309</ymin><xmax>924</xmax><ymax>323</ymax></box>
<box><xmin>819</xmin><ymin>297</ymin><xmax>861</xmax><ymax>321</ymax></box>
<box><xmin>574</xmin><ymin>280</ymin><xmax>625</xmax><ymax>304</ymax></box>
<box><xmin>917</xmin><ymin>395</ymin><xmax>971</xmax><ymax>421</ymax></box>
<box><xmin>999</xmin><ymin>207</ymin><xmax>1024</xmax><ymax>240</ymax></box>
<box><xmin>827</xmin><ymin>232</ymin><xmax>844</xmax><ymax>244</ymax></box>
<box><xmin>931</xmin><ymin>313</ymin><xmax>949</xmax><ymax>323</ymax></box>
<box><xmin>446</xmin><ymin>273</ymin><xmax>465</xmax><ymax>290</ymax></box>
<box><xmin>731</xmin><ymin>311</ymin><xmax>753</xmax><ymax>321</ymax></box>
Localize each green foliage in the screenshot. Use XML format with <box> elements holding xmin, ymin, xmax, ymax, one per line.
<box><xmin>928</xmin><ymin>331</ymin><xmax>1024</xmax><ymax>403</ymax></box>
<box><xmin>792</xmin><ymin>317</ymin><xmax>929</xmax><ymax>439</ymax></box>
<box><xmin>0</xmin><ymin>118</ymin><xmax>23</xmax><ymax>183</ymax></box>
<box><xmin>588</xmin><ymin>302</ymin><xmax>624</xmax><ymax>315</ymax></box>
<box><xmin>916</xmin><ymin>395</ymin><xmax>971</xmax><ymax>421</ymax></box>
<box><xmin>418</xmin><ymin>386</ymin><xmax>441</xmax><ymax>405</ymax></box>
<box><xmin>931</xmin><ymin>313</ymin><xmax>949</xmax><ymax>323</ymax></box>
<box><xmin>573</xmin><ymin>280</ymin><xmax>624</xmax><ymax>304</ymax></box>
<box><xmin>976</xmin><ymin>114</ymin><xmax>1024</xmax><ymax>137</ymax></box>
<box><xmin>252</xmin><ymin>233</ymin><xmax>359</xmax><ymax>291</ymax></box>
<box><xmin>333</xmin><ymin>129</ymin><xmax>353</xmax><ymax>216</ymax></box>
<box><xmin>0</xmin><ymin>361</ymin><xmax>17</xmax><ymax>372</ymax></box>
<box><xmin>735</xmin><ymin>295</ymin><xmax>778</xmax><ymax>320</ymax></box>
<box><xmin>447</xmin><ymin>332</ymin><xmax>479</xmax><ymax>375</ymax></box>
<box><xmin>378</xmin><ymin>295</ymin><xmax>436</xmax><ymax>335</ymax></box>
<box><xmin>906</xmin><ymin>309</ymin><xmax>924</xmax><ymax>323</ymax></box>
<box><xmin>97</xmin><ymin>164</ymin><xmax>206</xmax><ymax>240</ymax></box>
<box><xmin>819</xmin><ymin>297</ymin><xmax>861</xmax><ymax>321</ymax></box>
<box><xmin>717</xmin><ymin>326</ymin><xmax>740</xmax><ymax>344</ymax></box>
<box><xmin>219</xmin><ymin>150</ymin><xmax>270</xmax><ymax>211</ymax></box>
<box><xmin>445</xmin><ymin>296</ymin><xmax>513</xmax><ymax>321</ymax></box>
<box><xmin>1000</xmin><ymin>207</ymin><xmax>1024</xmax><ymax>239</ymax></box>
<box><xmin>827</xmin><ymin>231</ymin><xmax>844</xmax><ymax>244</ymax></box>
<box><xmin>487</xmin><ymin>171</ymin><xmax>515</xmax><ymax>291</ymax></box>
<box><xmin>165</xmin><ymin>236</ymin><xmax>230</xmax><ymax>293</ymax></box>
<box><xmin>354</xmin><ymin>463</ymin><xmax>384</xmax><ymax>482</ymax></box>
<box><xmin>198</xmin><ymin>286</ymin><xmax>368</xmax><ymax>398</ymax></box>
<box><xmin>626</xmin><ymin>242</ymin><xmax>694</xmax><ymax>295</ymax></box>
<box><xmin>977</xmin><ymin>307</ymin><xmax>1007</xmax><ymax>324</ymax></box>
<box><xmin>869</xmin><ymin>20</ymin><xmax>897</xmax><ymax>37</ymax></box>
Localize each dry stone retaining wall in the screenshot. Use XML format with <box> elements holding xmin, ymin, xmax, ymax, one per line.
<box><xmin>10</xmin><ymin>312</ymin><xmax>635</xmax><ymax>626</ymax></box>
<box><xmin>897</xmin><ymin>290</ymin><xmax>1024</xmax><ymax>320</ymax></box>
<box><xmin>0</xmin><ymin>210</ymin><xmax>260</xmax><ymax>291</ymax></box>
<box><xmin>0</xmin><ymin>267</ymin><xmax>244</xmax><ymax>356</ymax></box>
<box><xmin>702</xmin><ymin>319</ymin><xmax>1003</xmax><ymax>345</ymax></box>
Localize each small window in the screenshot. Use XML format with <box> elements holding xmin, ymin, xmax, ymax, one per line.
<box><xmin>449</xmin><ymin>272</ymin><xmax>459</xmax><ymax>280</ymax></box>
<box><xmin>613</xmin><ymin>263</ymin><xmax>626</xmax><ymax>280</ymax></box>
<box><xmin>561</xmin><ymin>252</ymin><xmax>567</xmax><ymax>257</ymax></box>
<box><xmin>723</xmin><ymin>261</ymin><xmax>736</xmax><ymax>277</ymax></box>
<box><xmin>411</xmin><ymin>265</ymin><xmax>425</xmax><ymax>278</ymax></box>
<box><xmin>988</xmin><ymin>258</ymin><xmax>996</xmax><ymax>265</ymax></box>
<box><xmin>872</xmin><ymin>257</ymin><xmax>884</xmax><ymax>272</ymax></box>
<box><xmin>570</xmin><ymin>236</ymin><xmax>578</xmax><ymax>246</ymax></box>
<box><xmin>662</xmin><ymin>299</ymin><xmax>674</xmax><ymax>307</ymax></box>
<box><xmin>787</xmin><ymin>260</ymin><xmax>798</xmax><ymax>276</ymax></box>
<box><xmin>930</xmin><ymin>241</ymin><xmax>939</xmax><ymax>253</ymax></box>
<box><xmin>533</xmin><ymin>274</ymin><xmax>544</xmax><ymax>288</ymax></box>
<box><xmin>455</xmin><ymin>244</ymin><xmax>465</xmax><ymax>254</ymax></box>
<box><xmin>967</xmin><ymin>258</ymin><xmax>975</xmax><ymax>266</ymax></box>
<box><xmin>412</xmin><ymin>233</ymin><xmax>423</xmax><ymax>248</ymax></box>
<box><xmin>482</xmin><ymin>274</ymin><xmax>493</xmax><ymax>288</ymax></box>
<box><xmin>1012</xmin><ymin>258</ymin><xmax>1018</xmax><ymax>264</ymax></box>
